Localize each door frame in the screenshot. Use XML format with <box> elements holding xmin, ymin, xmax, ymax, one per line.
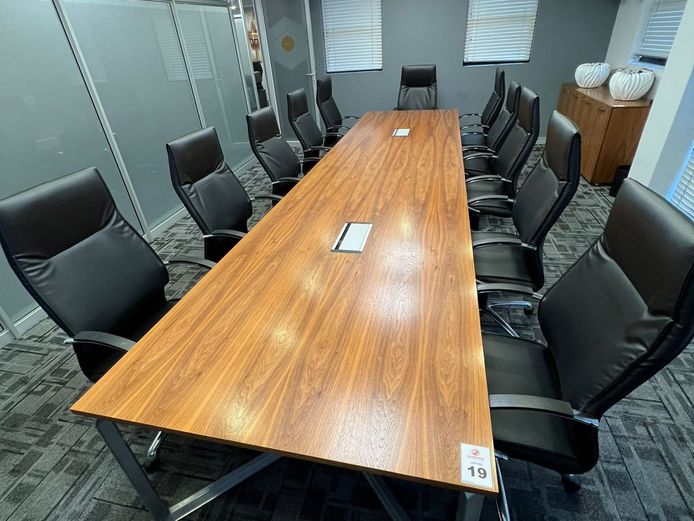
<box><xmin>252</xmin><ymin>0</ymin><xmax>319</xmax><ymax>128</ymax></box>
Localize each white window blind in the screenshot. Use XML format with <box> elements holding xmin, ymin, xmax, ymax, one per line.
<box><xmin>671</xmin><ymin>147</ymin><xmax>694</xmax><ymax>221</ymax></box>
<box><xmin>322</xmin><ymin>0</ymin><xmax>382</xmax><ymax>73</ymax></box>
<box><xmin>464</xmin><ymin>0</ymin><xmax>539</xmax><ymax>65</ymax></box>
<box><xmin>633</xmin><ymin>0</ymin><xmax>686</xmax><ymax>65</ymax></box>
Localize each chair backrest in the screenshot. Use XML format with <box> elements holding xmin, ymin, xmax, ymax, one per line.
<box><xmin>167</xmin><ymin>127</ymin><xmax>252</xmax><ymax>235</ymax></box>
<box><xmin>246</xmin><ymin>106</ymin><xmax>302</xmax><ymax>182</ymax></box>
<box><xmin>495</xmin><ymin>85</ymin><xmax>540</xmax><ymax>187</ymax></box>
<box><xmin>485</xmin><ymin>81</ymin><xmax>520</xmax><ymax>151</ymax></box>
<box><xmin>397</xmin><ymin>65</ymin><xmax>437</xmax><ymax>110</ymax></box>
<box><xmin>316</xmin><ymin>76</ymin><xmax>343</xmax><ymax>131</ymax></box>
<box><xmin>287</xmin><ymin>88</ymin><xmax>324</xmax><ymax>152</ymax></box>
<box><xmin>539</xmin><ymin>179</ymin><xmax>694</xmax><ymax>418</ymax></box>
<box><xmin>480</xmin><ymin>67</ymin><xmax>505</xmax><ymax>127</ymax></box>
<box><xmin>512</xmin><ymin>111</ymin><xmax>581</xmax><ymax>287</ymax></box>
<box><xmin>0</xmin><ymin>168</ymin><xmax>168</xmax><ymax>339</ymax></box>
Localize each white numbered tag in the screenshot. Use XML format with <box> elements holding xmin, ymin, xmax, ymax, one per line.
<box><xmin>392</xmin><ymin>128</ymin><xmax>410</xmax><ymax>137</ymax></box>
<box><xmin>460</xmin><ymin>443</ymin><xmax>493</xmax><ymax>488</ymax></box>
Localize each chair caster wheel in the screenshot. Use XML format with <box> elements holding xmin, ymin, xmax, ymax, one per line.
<box><xmin>561</xmin><ymin>474</ymin><xmax>581</xmax><ymax>491</ymax></box>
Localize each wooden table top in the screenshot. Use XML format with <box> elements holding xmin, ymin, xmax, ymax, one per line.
<box><xmin>72</xmin><ymin>110</ymin><xmax>497</xmax><ymax>494</ymax></box>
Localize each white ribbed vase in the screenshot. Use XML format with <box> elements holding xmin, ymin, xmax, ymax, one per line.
<box><xmin>609</xmin><ymin>68</ymin><xmax>655</xmax><ymax>101</ymax></box>
<box><xmin>574</xmin><ymin>62</ymin><xmax>611</xmax><ymax>88</ymax></box>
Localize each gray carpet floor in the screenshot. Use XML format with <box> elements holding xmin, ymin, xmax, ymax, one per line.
<box><xmin>1</xmin><ymin>147</ymin><xmax>692</xmax><ymax>521</ymax></box>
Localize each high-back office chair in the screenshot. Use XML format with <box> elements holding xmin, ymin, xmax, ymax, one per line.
<box><xmin>316</xmin><ymin>76</ymin><xmax>360</xmax><ymax>134</ymax></box>
<box><xmin>0</xmin><ymin>168</ymin><xmax>213</xmax><ymax>382</ymax></box>
<box><xmin>167</xmin><ymin>127</ymin><xmax>281</xmax><ymax>262</ymax></box>
<box><xmin>246</xmin><ymin>106</ymin><xmax>319</xmax><ymax>195</ymax></box>
<box><xmin>0</xmin><ymin>168</ymin><xmax>213</xmax><ymax>468</ymax></box>
<box><xmin>461</xmin><ymin>81</ymin><xmax>520</xmax><ymax>153</ymax></box>
<box><xmin>460</xmin><ymin>67</ymin><xmax>505</xmax><ymax>132</ymax></box>
<box><xmin>472</xmin><ymin>111</ymin><xmax>580</xmax><ymax>336</ymax></box>
<box><xmin>465</xmin><ymin>86</ymin><xmax>540</xmax><ymax>224</ymax></box>
<box><xmin>287</xmin><ymin>88</ymin><xmax>342</xmax><ymax>161</ymax></box>
<box><xmin>396</xmin><ymin>65</ymin><xmax>437</xmax><ymax>110</ymax></box>
<box><xmin>479</xmin><ymin>179</ymin><xmax>694</xmax><ymax>518</ymax></box>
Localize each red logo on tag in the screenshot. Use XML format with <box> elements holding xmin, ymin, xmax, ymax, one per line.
<box><xmin>471</xmin><ymin>448</ymin><xmax>480</xmax><ymax>457</ymax></box>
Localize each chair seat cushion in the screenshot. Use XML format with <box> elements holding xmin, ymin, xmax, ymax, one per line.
<box><xmin>483</xmin><ymin>333</ymin><xmax>599</xmax><ymax>474</ymax></box>
<box><xmin>467</xmin><ymin>179</ymin><xmax>508</xmax><ymax>201</ymax></box>
<box><xmin>472</xmin><ymin>232</ymin><xmax>535</xmax><ymax>287</ymax></box>
<box><xmin>464</xmin><ymin>156</ymin><xmax>493</xmax><ymax>177</ymax></box>
<box><xmin>469</xmin><ymin>198</ymin><xmax>513</xmax><ymax>218</ymax></box>
<box><xmin>461</xmin><ymin>133</ymin><xmax>487</xmax><ymax>147</ymax></box>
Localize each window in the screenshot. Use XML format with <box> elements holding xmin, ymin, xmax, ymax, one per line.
<box><xmin>670</xmin><ymin>145</ymin><xmax>694</xmax><ymax>221</ymax></box>
<box><xmin>632</xmin><ymin>0</ymin><xmax>686</xmax><ymax>66</ymax></box>
<box><xmin>464</xmin><ymin>0</ymin><xmax>539</xmax><ymax>65</ymax></box>
<box><xmin>321</xmin><ymin>0</ymin><xmax>382</xmax><ymax>73</ymax></box>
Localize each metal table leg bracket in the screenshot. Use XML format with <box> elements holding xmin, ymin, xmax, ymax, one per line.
<box><xmin>96</xmin><ymin>420</ymin><xmax>281</xmax><ymax>521</ymax></box>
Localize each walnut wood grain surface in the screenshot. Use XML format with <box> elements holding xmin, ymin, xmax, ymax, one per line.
<box><xmin>72</xmin><ymin>110</ymin><xmax>497</xmax><ymax>494</ymax></box>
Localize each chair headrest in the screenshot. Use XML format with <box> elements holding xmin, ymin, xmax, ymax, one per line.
<box><xmin>544</xmin><ymin>111</ymin><xmax>580</xmax><ymax>182</ymax></box>
<box><xmin>506</xmin><ymin>81</ymin><xmax>521</xmax><ymax>112</ymax></box>
<box><xmin>0</xmin><ymin>168</ymin><xmax>116</xmax><ymax>259</ymax></box>
<box><xmin>604</xmin><ymin>180</ymin><xmax>694</xmax><ymax>316</ymax></box>
<box><xmin>167</xmin><ymin>127</ymin><xmax>224</xmax><ymax>185</ymax></box>
<box><xmin>517</xmin><ymin>86</ymin><xmax>540</xmax><ymax>134</ymax></box>
<box><xmin>287</xmin><ymin>88</ymin><xmax>310</xmax><ymax>121</ymax></box>
<box><xmin>494</xmin><ymin>67</ymin><xmax>505</xmax><ymax>97</ymax></box>
<box><xmin>400</xmin><ymin>65</ymin><xmax>437</xmax><ymax>87</ymax></box>
<box><xmin>316</xmin><ymin>76</ymin><xmax>333</xmax><ymax>103</ymax></box>
<box><xmin>246</xmin><ymin>106</ymin><xmax>280</xmax><ymax>143</ymax></box>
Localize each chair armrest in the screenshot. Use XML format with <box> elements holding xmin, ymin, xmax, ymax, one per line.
<box><xmin>461</xmin><ymin>131</ymin><xmax>486</xmax><ymax>137</ymax></box>
<box><xmin>468</xmin><ymin>194</ymin><xmax>512</xmax><ymax>205</ymax></box>
<box><xmin>329</xmin><ymin>125</ymin><xmax>352</xmax><ymax>133</ymax></box>
<box><xmin>300</xmin><ymin>157</ymin><xmax>320</xmax><ymax>166</ymax></box>
<box><xmin>466</xmin><ymin>175</ymin><xmax>507</xmax><ymax>184</ymax></box>
<box><xmin>477</xmin><ymin>282</ymin><xmax>543</xmax><ymax>300</ymax></box>
<box><xmin>463</xmin><ymin>145</ymin><xmax>495</xmax><ymax>154</ymax></box>
<box><xmin>204</xmin><ymin>229</ymin><xmax>246</xmax><ymax>240</ymax></box>
<box><xmin>306</xmin><ymin>145</ymin><xmax>332</xmax><ymax>152</ymax></box>
<box><xmin>461</xmin><ymin>123</ymin><xmax>489</xmax><ymax>130</ymax></box>
<box><xmin>165</xmin><ymin>255</ymin><xmax>217</xmax><ymax>270</ymax></box>
<box><xmin>253</xmin><ymin>193</ymin><xmax>283</xmax><ymax>203</ymax></box>
<box><xmin>277</xmin><ymin>177</ymin><xmax>302</xmax><ymax>183</ymax></box>
<box><xmin>459</xmin><ymin>112</ymin><xmax>482</xmax><ymax>119</ymax></box>
<box><xmin>489</xmin><ymin>394</ymin><xmax>599</xmax><ymax>427</ymax></box>
<box><xmin>464</xmin><ymin>152</ymin><xmax>498</xmax><ymax>161</ymax></box>
<box><xmin>66</xmin><ymin>331</ymin><xmax>135</xmax><ymax>353</ymax></box>
<box><xmin>472</xmin><ymin>236</ymin><xmax>521</xmax><ymax>248</ymax></box>
<box><xmin>323</xmin><ymin>132</ymin><xmax>344</xmax><ymax>138</ymax></box>
<box><xmin>343</xmin><ymin>115</ymin><xmax>360</xmax><ymax>120</ymax></box>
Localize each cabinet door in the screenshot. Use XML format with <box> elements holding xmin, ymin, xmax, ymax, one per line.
<box><xmin>557</xmin><ymin>85</ymin><xmax>572</xmax><ymax>116</ymax></box>
<box><xmin>579</xmin><ymin>98</ymin><xmax>611</xmax><ymax>181</ymax></box>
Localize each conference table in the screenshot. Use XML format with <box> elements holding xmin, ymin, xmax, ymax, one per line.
<box><xmin>71</xmin><ymin>109</ymin><xmax>497</xmax><ymax>521</ymax></box>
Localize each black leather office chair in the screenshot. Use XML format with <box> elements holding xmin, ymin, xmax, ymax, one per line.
<box><xmin>473</xmin><ymin>111</ymin><xmax>581</xmax><ymax>336</ymax></box>
<box><xmin>246</xmin><ymin>106</ymin><xmax>319</xmax><ymax>195</ymax></box>
<box><xmin>461</xmin><ymin>81</ymin><xmax>520</xmax><ymax>152</ymax></box>
<box><xmin>478</xmin><ymin>179</ymin><xmax>694</xmax><ymax>518</ymax></box>
<box><xmin>465</xmin><ymin>86</ymin><xmax>540</xmax><ymax>226</ymax></box>
<box><xmin>460</xmin><ymin>67</ymin><xmax>505</xmax><ymax>133</ymax></box>
<box><xmin>396</xmin><ymin>65</ymin><xmax>437</xmax><ymax>110</ymax></box>
<box><xmin>167</xmin><ymin>127</ymin><xmax>282</xmax><ymax>262</ymax></box>
<box><xmin>287</xmin><ymin>88</ymin><xmax>342</xmax><ymax>162</ymax></box>
<box><xmin>316</xmin><ymin>76</ymin><xmax>360</xmax><ymax>135</ymax></box>
<box><xmin>0</xmin><ymin>168</ymin><xmax>213</xmax><ymax>383</ymax></box>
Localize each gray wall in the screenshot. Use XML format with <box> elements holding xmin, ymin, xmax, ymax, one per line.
<box><xmin>309</xmin><ymin>0</ymin><xmax>620</xmax><ymax>136</ymax></box>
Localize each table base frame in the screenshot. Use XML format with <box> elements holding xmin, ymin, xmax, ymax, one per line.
<box><xmin>96</xmin><ymin>419</ymin><xmax>487</xmax><ymax>521</ymax></box>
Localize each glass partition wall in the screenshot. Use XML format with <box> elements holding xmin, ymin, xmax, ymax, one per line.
<box><xmin>0</xmin><ymin>0</ymin><xmax>257</xmax><ymax>344</ymax></box>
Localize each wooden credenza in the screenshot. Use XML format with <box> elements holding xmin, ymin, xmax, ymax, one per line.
<box><xmin>557</xmin><ymin>82</ymin><xmax>651</xmax><ymax>184</ymax></box>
